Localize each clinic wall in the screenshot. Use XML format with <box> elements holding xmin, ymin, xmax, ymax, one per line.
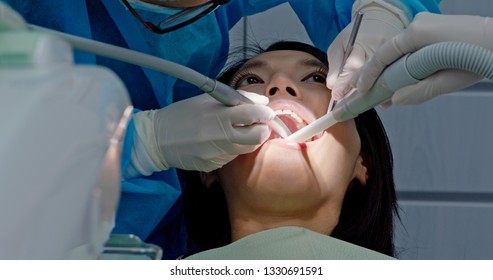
<box><xmin>229</xmin><ymin>1</ymin><xmax>493</xmax><ymax>259</ymax></box>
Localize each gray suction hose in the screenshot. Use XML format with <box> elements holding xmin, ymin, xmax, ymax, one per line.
<box><xmin>406</xmin><ymin>41</ymin><xmax>493</xmax><ymax>80</ymax></box>
<box><xmin>28</xmin><ymin>24</ymin><xmax>252</xmax><ymax>106</ymax></box>
<box><xmin>28</xmin><ymin>24</ymin><xmax>292</xmax><ymax>138</ymax></box>
<box><xmin>332</xmin><ymin>41</ymin><xmax>493</xmax><ymax>122</ymax></box>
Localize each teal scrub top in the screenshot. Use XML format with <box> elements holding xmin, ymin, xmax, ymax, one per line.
<box><xmin>186</xmin><ymin>226</ymin><xmax>394</xmax><ymax>260</ymax></box>
<box><xmin>3</xmin><ymin>0</ymin><xmax>440</xmax><ymax>259</ymax></box>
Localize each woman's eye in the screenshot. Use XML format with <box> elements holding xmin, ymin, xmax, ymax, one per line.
<box><xmin>304</xmin><ymin>74</ymin><xmax>326</xmax><ymax>84</ymax></box>
<box><xmin>237</xmin><ymin>76</ymin><xmax>263</xmax><ymax>87</ymax></box>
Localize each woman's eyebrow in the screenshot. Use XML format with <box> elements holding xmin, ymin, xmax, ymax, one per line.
<box><xmin>234</xmin><ymin>57</ymin><xmax>327</xmax><ymax>76</ymax></box>
<box><xmin>236</xmin><ymin>60</ymin><xmax>267</xmax><ymax>73</ymax></box>
<box><xmin>300</xmin><ymin>58</ymin><xmax>328</xmax><ymax>71</ymax></box>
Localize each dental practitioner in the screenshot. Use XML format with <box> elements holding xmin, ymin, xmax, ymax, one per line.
<box><xmin>2</xmin><ymin>0</ymin><xmax>440</xmax><ymax>259</ymax></box>
<box><xmin>342</xmin><ymin>12</ymin><xmax>493</xmax><ymax>107</ymax></box>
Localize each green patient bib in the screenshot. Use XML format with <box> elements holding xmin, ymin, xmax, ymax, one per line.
<box><xmin>186</xmin><ymin>226</ymin><xmax>394</xmax><ymax>260</ymax></box>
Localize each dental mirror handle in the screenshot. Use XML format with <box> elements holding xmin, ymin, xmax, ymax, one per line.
<box><xmin>338</xmin><ymin>11</ymin><xmax>364</xmax><ymax>74</ymax></box>
<box><xmin>328</xmin><ymin>11</ymin><xmax>364</xmax><ymax>112</ymax></box>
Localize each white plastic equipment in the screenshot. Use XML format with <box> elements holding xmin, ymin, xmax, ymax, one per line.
<box><xmin>0</xmin><ymin>30</ymin><xmax>132</xmax><ymax>259</ymax></box>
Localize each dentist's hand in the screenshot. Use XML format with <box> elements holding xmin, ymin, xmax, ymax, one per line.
<box><xmin>327</xmin><ymin>1</ymin><xmax>407</xmax><ymax>100</ymax></box>
<box><xmin>355</xmin><ymin>12</ymin><xmax>493</xmax><ymax>107</ymax></box>
<box><xmin>129</xmin><ymin>91</ymin><xmax>275</xmax><ymax>174</ymax></box>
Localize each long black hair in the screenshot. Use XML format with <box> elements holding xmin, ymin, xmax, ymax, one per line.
<box><xmin>183</xmin><ymin>41</ymin><xmax>399</xmax><ymax>257</ymax></box>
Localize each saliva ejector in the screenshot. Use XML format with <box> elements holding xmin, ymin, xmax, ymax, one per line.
<box><xmin>287</xmin><ymin>41</ymin><xmax>493</xmax><ymax>142</ymax></box>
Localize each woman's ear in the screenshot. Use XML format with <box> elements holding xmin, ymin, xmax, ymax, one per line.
<box><xmin>353</xmin><ymin>155</ymin><xmax>369</xmax><ymax>186</ymax></box>
<box><xmin>200</xmin><ymin>171</ymin><xmax>219</xmax><ymax>189</ymax></box>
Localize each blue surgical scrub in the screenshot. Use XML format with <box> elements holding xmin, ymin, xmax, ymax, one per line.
<box><xmin>4</xmin><ymin>0</ymin><xmax>440</xmax><ymax>259</ymax></box>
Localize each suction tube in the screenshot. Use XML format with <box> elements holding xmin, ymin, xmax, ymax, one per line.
<box><xmin>28</xmin><ymin>24</ymin><xmax>251</xmax><ymax>106</ymax></box>
<box><xmin>287</xmin><ymin>41</ymin><xmax>493</xmax><ymax>142</ymax></box>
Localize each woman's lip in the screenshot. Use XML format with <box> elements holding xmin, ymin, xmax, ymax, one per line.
<box><xmin>267</xmin><ymin>129</ymin><xmax>323</xmax><ymax>143</ymax></box>
<box><xmin>267</xmin><ymin>122</ymin><xmax>323</xmax><ymax>143</ymax></box>
<box><xmin>265</xmin><ymin>138</ymin><xmax>308</xmax><ymax>150</ymax></box>
<box><xmin>264</xmin><ymin>132</ymin><xmax>326</xmax><ymax>149</ymax></box>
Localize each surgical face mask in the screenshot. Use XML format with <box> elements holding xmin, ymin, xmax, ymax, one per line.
<box><xmin>121</xmin><ymin>0</ymin><xmax>227</xmax><ymax>34</ymax></box>
<box><xmin>126</xmin><ymin>0</ymin><xmax>182</xmax><ymax>15</ymax></box>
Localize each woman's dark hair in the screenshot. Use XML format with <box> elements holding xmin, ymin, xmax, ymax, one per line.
<box><xmin>183</xmin><ymin>41</ymin><xmax>398</xmax><ymax>257</ymax></box>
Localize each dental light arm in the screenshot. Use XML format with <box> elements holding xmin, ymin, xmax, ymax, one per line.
<box><xmin>287</xmin><ymin>41</ymin><xmax>493</xmax><ymax>142</ymax></box>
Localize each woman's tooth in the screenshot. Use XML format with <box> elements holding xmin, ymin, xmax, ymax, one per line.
<box><xmin>274</xmin><ymin>109</ymin><xmax>308</xmax><ymax>127</ymax></box>
<box><xmin>289</xmin><ymin>112</ymin><xmax>303</xmax><ymax>124</ymax></box>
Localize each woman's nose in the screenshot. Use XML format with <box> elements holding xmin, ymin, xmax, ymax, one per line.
<box><xmin>265</xmin><ymin>74</ymin><xmax>301</xmax><ymax>99</ymax></box>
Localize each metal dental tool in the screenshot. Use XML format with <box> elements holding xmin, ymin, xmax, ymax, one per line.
<box><xmin>328</xmin><ymin>11</ymin><xmax>364</xmax><ymax>112</ymax></box>
<box><xmin>28</xmin><ymin>24</ymin><xmax>291</xmax><ymax>138</ymax></box>
<box><xmin>287</xmin><ymin>41</ymin><xmax>493</xmax><ymax>143</ymax></box>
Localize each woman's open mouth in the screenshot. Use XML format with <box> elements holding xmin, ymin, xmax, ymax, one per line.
<box><xmin>267</xmin><ymin>100</ymin><xmax>323</xmax><ymax>142</ymax></box>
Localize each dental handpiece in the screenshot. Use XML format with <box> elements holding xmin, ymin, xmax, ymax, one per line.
<box><xmin>209</xmin><ymin>82</ymin><xmax>291</xmax><ymax>138</ymax></box>
<box><xmin>28</xmin><ymin>24</ymin><xmax>291</xmax><ymax>138</ymax></box>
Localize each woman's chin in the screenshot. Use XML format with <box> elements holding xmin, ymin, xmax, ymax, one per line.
<box><xmin>250</xmin><ymin>132</ymin><xmax>335</xmax><ymax>185</ymax></box>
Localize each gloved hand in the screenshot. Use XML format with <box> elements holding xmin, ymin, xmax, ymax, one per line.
<box><xmin>326</xmin><ymin>0</ymin><xmax>408</xmax><ymax>101</ymax></box>
<box><xmin>355</xmin><ymin>12</ymin><xmax>493</xmax><ymax>107</ymax></box>
<box><xmin>127</xmin><ymin>91</ymin><xmax>275</xmax><ymax>176</ymax></box>
<box><xmin>0</xmin><ymin>2</ymin><xmax>27</xmax><ymax>31</ymax></box>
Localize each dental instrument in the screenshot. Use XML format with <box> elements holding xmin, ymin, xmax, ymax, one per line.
<box><xmin>28</xmin><ymin>24</ymin><xmax>291</xmax><ymax>138</ymax></box>
<box><xmin>328</xmin><ymin>11</ymin><xmax>364</xmax><ymax>112</ymax></box>
<box><xmin>287</xmin><ymin>41</ymin><xmax>493</xmax><ymax>142</ymax></box>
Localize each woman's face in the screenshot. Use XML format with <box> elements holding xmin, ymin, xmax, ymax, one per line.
<box><xmin>207</xmin><ymin>50</ymin><xmax>368</xmax><ymax>225</ymax></box>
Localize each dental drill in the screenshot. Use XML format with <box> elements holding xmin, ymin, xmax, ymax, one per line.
<box><xmin>287</xmin><ymin>41</ymin><xmax>493</xmax><ymax>142</ymax></box>
<box><xmin>28</xmin><ymin>24</ymin><xmax>291</xmax><ymax>138</ymax></box>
